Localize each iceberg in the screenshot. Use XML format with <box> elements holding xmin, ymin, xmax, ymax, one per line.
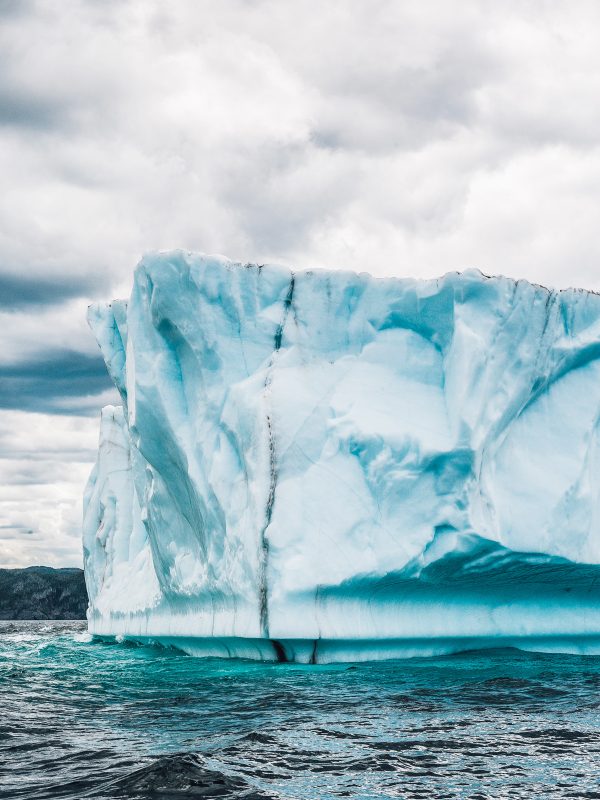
<box><xmin>83</xmin><ymin>251</ymin><xmax>600</xmax><ymax>661</ymax></box>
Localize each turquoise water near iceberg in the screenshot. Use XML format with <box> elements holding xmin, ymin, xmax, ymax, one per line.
<box><xmin>2</xmin><ymin>621</ymin><xmax>600</xmax><ymax>799</ymax></box>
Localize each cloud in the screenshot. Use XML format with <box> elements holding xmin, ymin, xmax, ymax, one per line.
<box><xmin>0</xmin><ymin>0</ymin><xmax>32</xmax><ymax>20</ymax></box>
<box><xmin>0</xmin><ymin>410</ymin><xmax>98</xmax><ymax>567</ymax></box>
<box><xmin>1</xmin><ymin>0</ymin><xmax>599</xmax><ymax>291</ymax></box>
<box><xmin>0</xmin><ymin>273</ymin><xmax>104</xmax><ymax>309</ymax></box>
<box><xmin>0</xmin><ymin>349</ymin><xmax>116</xmax><ymax>415</ymax></box>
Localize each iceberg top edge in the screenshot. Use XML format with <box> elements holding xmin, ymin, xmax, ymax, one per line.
<box><xmin>129</xmin><ymin>249</ymin><xmax>599</xmax><ymax>298</ymax></box>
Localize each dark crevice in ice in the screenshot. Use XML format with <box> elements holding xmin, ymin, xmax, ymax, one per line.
<box><xmin>258</xmin><ymin>275</ymin><xmax>295</xmax><ymax>639</ymax></box>
<box><xmin>273</xmin><ymin>275</ymin><xmax>295</xmax><ymax>351</ymax></box>
<box><xmin>271</xmin><ymin>639</ymin><xmax>288</xmax><ymax>663</ymax></box>
<box><xmin>309</xmin><ymin>639</ymin><xmax>318</xmax><ymax>665</ymax></box>
<box><xmin>258</xmin><ymin>412</ymin><xmax>274</xmax><ymax>637</ymax></box>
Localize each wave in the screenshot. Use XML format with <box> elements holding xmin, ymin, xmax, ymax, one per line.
<box><xmin>87</xmin><ymin>752</ymin><xmax>274</xmax><ymax>799</ymax></box>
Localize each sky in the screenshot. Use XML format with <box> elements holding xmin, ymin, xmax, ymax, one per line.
<box><xmin>2</xmin><ymin>0</ymin><xmax>600</xmax><ymax>567</ymax></box>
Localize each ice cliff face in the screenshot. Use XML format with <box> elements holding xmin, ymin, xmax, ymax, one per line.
<box><xmin>83</xmin><ymin>251</ymin><xmax>600</xmax><ymax>661</ymax></box>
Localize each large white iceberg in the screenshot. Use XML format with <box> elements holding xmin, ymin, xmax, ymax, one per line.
<box><xmin>83</xmin><ymin>251</ymin><xmax>600</xmax><ymax>661</ymax></box>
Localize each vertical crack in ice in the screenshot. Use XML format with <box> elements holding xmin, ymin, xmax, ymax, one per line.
<box><xmin>258</xmin><ymin>411</ymin><xmax>275</xmax><ymax>636</ymax></box>
<box><xmin>258</xmin><ymin>275</ymin><xmax>295</xmax><ymax>638</ymax></box>
<box><xmin>270</xmin><ymin>639</ymin><xmax>288</xmax><ymax>663</ymax></box>
<box><xmin>273</xmin><ymin>276</ymin><xmax>295</xmax><ymax>350</ymax></box>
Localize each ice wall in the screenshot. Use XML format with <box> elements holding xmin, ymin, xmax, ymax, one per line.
<box><xmin>83</xmin><ymin>252</ymin><xmax>600</xmax><ymax>661</ymax></box>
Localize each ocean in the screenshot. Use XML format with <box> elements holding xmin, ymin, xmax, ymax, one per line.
<box><xmin>1</xmin><ymin>620</ymin><xmax>600</xmax><ymax>799</ymax></box>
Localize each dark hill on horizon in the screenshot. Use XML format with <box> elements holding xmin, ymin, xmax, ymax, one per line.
<box><xmin>0</xmin><ymin>567</ymin><xmax>88</xmax><ymax>619</ymax></box>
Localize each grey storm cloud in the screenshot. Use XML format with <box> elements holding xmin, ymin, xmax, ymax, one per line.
<box><xmin>0</xmin><ymin>88</ymin><xmax>62</xmax><ymax>130</ymax></box>
<box><xmin>2</xmin><ymin>1</ymin><xmax>600</xmax><ymax>300</ymax></box>
<box><xmin>0</xmin><ymin>273</ymin><xmax>106</xmax><ymax>309</ymax></box>
<box><xmin>0</xmin><ymin>349</ymin><xmax>114</xmax><ymax>415</ymax></box>
<box><xmin>0</xmin><ymin>0</ymin><xmax>31</xmax><ymax>19</ymax></box>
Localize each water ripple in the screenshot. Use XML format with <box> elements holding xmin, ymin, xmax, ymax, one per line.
<box><xmin>1</xmin><ymin>622</ymin><xmax>600</xmax><ymax>798</ymax></box>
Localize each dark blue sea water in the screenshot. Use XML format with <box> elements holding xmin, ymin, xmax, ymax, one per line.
<box><xmin>2</xmin><ymin>621</ymin><xmax>600</xmax><ymax>799</ymax></box>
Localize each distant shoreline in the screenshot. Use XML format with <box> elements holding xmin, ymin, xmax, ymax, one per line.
<box><xmin>0</xmin><ymin>567</ymin><xmax>87</xmax><ymax>620</ymax></box>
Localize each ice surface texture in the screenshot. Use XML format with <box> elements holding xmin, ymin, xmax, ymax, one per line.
<box><xmin>83</xmin><ymin>252</ymin><xmax>600</xmax><ymax>661</ymax></box>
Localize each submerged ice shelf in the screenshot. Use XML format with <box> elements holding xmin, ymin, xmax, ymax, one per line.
<box><xmin>83</xmin><ymin>252</ymin><xmax>600</xmax><ymax>662</ymax></box>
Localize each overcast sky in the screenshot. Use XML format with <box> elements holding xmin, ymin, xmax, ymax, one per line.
<box><xmin>2</xmin><ymin>0</ymin><xmax>600</xmax><ymax>567</ymax></box>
